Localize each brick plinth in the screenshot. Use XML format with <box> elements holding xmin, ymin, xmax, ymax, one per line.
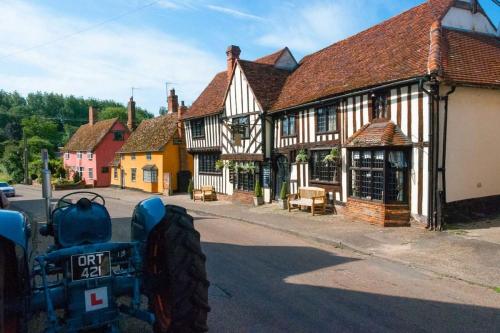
<box><xmin>346</xmin><ymin>197</ymin><xmax>410</xmax><ymax>227</ymax></box>
<box><xmin>231</xmin><ymin>190</ymin><xmax>254</xmax><ymax>204</ymax></box>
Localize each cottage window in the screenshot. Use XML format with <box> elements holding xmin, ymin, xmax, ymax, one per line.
<box><xmin>88</xmin><ymin>168</ymin><xmax>94</xmax><ymax>180</ymax></box>
<box><xmin>64</xmin><ymin>152</ymin><xmax>69</xmax><ymax>160</ymax></box>
<box><xmin>113</xmin><ymin>131</ymin><xmax>124</xmax><ymax>141</ymax></box>
<box><xmin>87</xmin><ymin>152</ymin><xmax>93</xmax><ymax>160</ymax></box>
<box><xmin>77</xmin><ymin>151</ymin><xmax>82</xmax><ymax>160</ymax></box>
<box><xmin>232</xmin><ymin>116</ymin><xmax>250</xmax><ymax>139</ymax></box>
<box><xmin>113</xmin><ymin>167</ymin><xmax>118</xmax><ymax>179</ymax></box>
<box><xmin>309</xmin><ymin>150</ymin><xmax>340</xmax><ymax>183</ymax></box>
<box><xmin>349</xmin><ymin>149</ymin><xmax>408</xmax><ymax>203</ymax></box>
<box><xmin>198</xmin><ymin>153</ymin><xmax>220</xmax><ymax>174</ymax></box>
<box><xmin>236</xmin><ymin>170</ymin><xmax>255</xmax><ymax>192</ymax></box>
<box><xmin>191</xmin><ymin>119</ymin><xmax>205</xmax><ymax>139</ymax></box>
<box><xmin>77</xmin><ymin>166</ymin><xmax>84</xmax><ymax>178</ymax></box>
<box><xmin>316</xmin><ymin>105</ymin><xmax>337</xmax><ymax>133</ymax></box>
<box><xmin>281</xmin><ymin>114</ymin><xmax>296</xmax><ymax>137</ymax></box>
<box><xmin>143</xmin><ymin>169</ymin><xmax>158</xmax><ymax>183</ymax></box>
<box><xmin>131</xmin><ymin>168</ymin><xmax>137</xmax><ymax>182</ymax></box>
<box><xmin>372</xmin><ymin>92</ymin><xmax>389</xmax><ymax>119</ymax></box>
<box><xmin>131</xmin><ymin>153</ymin><xmax>136</xmax><ymax>160</ymax></box>
<box><xmin>146</xmin><ymin>152</ymin><xmax>152</xmax><ymax>160</ymax></box>
<box><xmin>101</xmin><ymin>167</ymin><xmax>109</xmax><ymax>174</ymax></box>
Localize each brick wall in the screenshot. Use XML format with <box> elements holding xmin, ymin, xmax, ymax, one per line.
<box><xmin>231</xmin><ymin>190</ymin><xmax>254</xmax><ymax>204</ymax></box>
<box><xmin>346</xmin><ymin>197</ymin><xmax>410</xmax><ymax>227</ymax></box>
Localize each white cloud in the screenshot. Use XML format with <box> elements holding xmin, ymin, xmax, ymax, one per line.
<box><xmin>257</xmin><ymin>0</ymin><xmax>394</xmax><ymax>54</ymax></box>
<box><xmin>205</xmin><ymin>4</ymin><xmax>264</xmax><ymax>21</ymax></box>
<box><xmin>0</xmin><ymin>0</ymin><xmax>223</xmax><ymax>114</ymax></box>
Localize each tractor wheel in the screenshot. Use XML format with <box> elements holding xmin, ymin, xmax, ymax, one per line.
<box><xmin>147</xmin><ymin>205</ymin><xmax>210</xmax><ymax>333</ymax></box>
<box><xmin>0</xmin><ymin>238</ymin><xmax>21</xmax><ymax>333</ymax></box>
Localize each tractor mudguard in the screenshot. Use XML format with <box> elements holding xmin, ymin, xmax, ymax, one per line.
<box><xmin>0</xmin><ymin>210</ymin><xmax>30</xmax><ymax>251</ymax></box>
<box><xmin>131</xmin><ymin>197</ymin><xmax>166</xmax><ymax>242</ymax></box>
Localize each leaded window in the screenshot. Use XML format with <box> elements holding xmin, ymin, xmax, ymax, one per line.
<box><xmin>232</xmin><ymin>116</ymin><xmax>250</xmax><ymax>139</ymax></box>
<box><xmin>372</xmin><ymin>92</ymin><xmax>389</xmax><ymax>119</ymax></box>
<box><xmin>316</xmin><ymin>105</ymin><xmax>337</xmax><ymax>133</ymax></box>
<box><xmin>199</xmin><ymin>153</ymin><xmax>220</xmax><ymax>174</ymax></box>
<box><xmin>236</xmin><ymin>171</ymin><xmax>255</xmax><ymax>192</ymax></box>
<box><xmin>349</xmin><ymin>149</ymin><xmax>408</xmax><ymax>203</ymax></box>
<box><xmin>191</xmin><ymin>118</ymin><xmax>205</xmax><ymax>138</ymax></box>
<box><xmin>281</xmin><ymin>114</ymin><xmax>296</xmax><ymax>136</ymax></box>
<box><xmin>309</xmin><ymin>150</ymin><xmax>340</xmax><ymax>183</ymax></box>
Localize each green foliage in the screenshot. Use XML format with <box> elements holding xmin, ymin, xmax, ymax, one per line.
<box><xmin>1</xmin><ymin>143</ymin><xmax>23</xmax><ymax>182</ymax></box>
<box><xmin>323</xmin><ymin>147</ymin><xmax>340</xmax><ymax>163</ymax></box>
<box><xmin>158</xmin><ymin>106</ymin><xmax>167</xmax><ymax>116</ymax></box>
<box><xmin>72</xmin><ymin>170</ymin><xmax>81</xmax><ymax>183</ymax></box>
<box><xmin>254</xmin><ymin>179</ymin><xmax>263</xmax><ymax>197</ymax></box>
<box><xmin>279</xmin><ymin>181</ymin><xmax>288</xmax><ymax>200</ymax></box>
<box><xmin>296</xmin><ymin>149</ymin><xmax>308</xmax><ymax>163</ymax></box>
<box><xmin>98</xmin><ymin>106</ymin><xmax>153</xmax><ymax>124</ymax></box>
<box><xmin>187</xmin><ymin>178</ymin><xmax>194</xmax><ymax>199</ymax></box>
<box><xmin>215</xmin><ymin>160</ymin><xmax>225</xmax><ymax>171</ymax></box>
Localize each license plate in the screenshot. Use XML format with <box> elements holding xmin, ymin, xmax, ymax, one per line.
<box><xmin>71</xmin><ymin>251</ymin><xmax>111</xmax><ymax>281</ymax></box>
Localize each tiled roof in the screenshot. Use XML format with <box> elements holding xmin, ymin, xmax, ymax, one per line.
<box><xmin>254</xmin><ymin>47</ymin><xmax>287</xmax><ymax>65</ymax></box>
<box><xmin>237</xmin><ymin>60</ymin><xmax>290</xmax><ymax>111</ymax></box>
<box><xmin>119</xmin><ymin>113</ymin><xmax>178</xmax><ymax>153</ymax></box>
<box><xmin>63</xmin><ymin>118</ymin><xmax>119</xmax><ymax>152</ymax></box>
<box><xmin>441</xmin><ymin>28</ymin><xmax>500</xmax><ymax>87</ymax></box>
<box><xmin>269</xmin><ymin>0</ymin><xmax>455</xmax><ymax>112</ymax></box>
<box><xmin>345</xmin><ymin>120</ymin><xmax>412</xmax><ymax>147</ymax></box>
<box><xmin>182</xmin><ymin>71</ymin><xmax>227</xmax><ymax>120</ymax></box>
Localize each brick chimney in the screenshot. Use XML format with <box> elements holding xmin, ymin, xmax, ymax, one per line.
<box><xmin>88</xmin><ymin>106</ymin><xmax>97</xmax><ymax>125</ymax></box>
<box><xmin>168</xmin><ymin>89</ymin><xmax>178</xmax><ymax>114</ymax></box>
<box><xmin>177</xmin><ymin>100</ymin><xmax>188</xmax><ymax>136</ymax></box>
<box><xmin>127</xmin><ymin>97</ymin><xmax>136</xmax><ymax>131</ymax></box>
<box><xmin>226</xmin><ymin>45</ymin><xmax>241</xmax><ymax>82</ymax></box>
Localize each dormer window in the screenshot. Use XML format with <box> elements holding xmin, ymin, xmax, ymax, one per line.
<box><xmin>372</xmin><ymin>92</ymin><xmax>389</xmax><ymax>119</ymax></box>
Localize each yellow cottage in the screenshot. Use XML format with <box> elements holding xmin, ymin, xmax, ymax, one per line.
<box><xmin>111</xmin><ymin>102</ymin><xmax>193</xmax><ymax>194</ymax></box>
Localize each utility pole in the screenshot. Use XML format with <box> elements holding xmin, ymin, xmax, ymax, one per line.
<box><xmin>131</xmin><ymin>86</ymin><xmax>140</xmax><ymax>98</ymax></box>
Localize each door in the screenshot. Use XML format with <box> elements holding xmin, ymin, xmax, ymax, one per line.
<box><xmin>120</xmin><ymin>169</ymin><xmax>125</xmax><ymax>189</ymax></box>
<box><xmin>274</xmin><ymin>155</ymin><xmax>289</xmax><ymax>200</ymax></box>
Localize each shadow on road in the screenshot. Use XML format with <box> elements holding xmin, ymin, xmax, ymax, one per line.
<box><xmin>202</xmin><ymin>241</ymin><xmax>500</xmax><ymax>332</ymax></box>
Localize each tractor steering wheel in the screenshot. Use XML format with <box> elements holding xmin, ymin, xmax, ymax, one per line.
<box><xmin>57</xmin><ymin>191</ymin><xmax>105</xmax><ymax>208</ymax></box>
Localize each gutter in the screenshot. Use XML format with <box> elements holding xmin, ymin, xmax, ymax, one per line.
<box><xmin>272</xmin><ymin>76</ymin><xmax>427</xmax><ymax>114</ymax></box>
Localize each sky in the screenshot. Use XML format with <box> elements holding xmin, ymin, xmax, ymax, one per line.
<box><xmin>1</xmin><ymin>0</ymin><xmax>499</xmax><ymax>115</ymax></box>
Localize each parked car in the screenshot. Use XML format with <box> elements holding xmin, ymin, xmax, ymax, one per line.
<box><xmin>0</xmin><ymin>182</ymin><xmax>15</xmax><ymax>197</ymax></box>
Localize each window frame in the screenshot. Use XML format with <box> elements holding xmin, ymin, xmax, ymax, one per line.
<box><xmin>232</xmin><ymin>116</ymin><xmax>250</xmax><ymax>140</ymax></box>
<box><xmin>76</xmin><ymin>151</ymin><xmax>82</xmax><ymax>160</ymax></box>
<box><xmin>281</xmin><ymin>114</ymin><xmax>297</xmax><ymax>137</ymax></box>
<box><xmin>113</xmin><ymin>130</ymin><xmax>124</xmax><ymax>141</ymax></box>
<box><xmin>88</xmin><ymin>168</ymin><xmax>94</xmax><ymax>180</ymax></box>
<box><xmin>113</xmin><ymin>167</ymin><xmax>118</xmax><ymax>179</ymax></box>
<box><xmin>64</xmin><ymin>152</ymin><xmax>69</xmax><ymax>160</ymax></box>
<box><xmin>371</xmin><ymin>91</ymin><xmax>389</xmax><ymax>119</ymax></box>
<box><xmin>146</xmin><ymin>152</ymin><xmax>152</xmax><ymax>161</ymax></box>
<box><xmin>143</xmin><ymin>169</ymin><xmax>158</xmax><ymax>183</ymax></box>
<box><xmin>101</xmin><ymin>166</ymin><xmax>109</xmax><ymax>174</ymax></box>
<box><xmin>198</xmin><ymin>153</ymin><xmax>221</xmax><ymax>175</ymax></box>
<box><xmin>315</xmin><ymin>104</ymin><xmax>339</xmax><ymax>134</ymax></box>
<box><xmin>131</xmin><ymin>168</ymin><xmax>137</xmax><ymax>182</ymax></box>
<box><xmin>348</xmin><ymin>148</ymin><xmax>410</xmax><ymax>204</ymax></box>
<box><xmin>77</xmin><ymin>166</ymin><xmax>84</xmax><ymax>178</ymax></box>
<box><xmin>131</xmin><ymin>153</ymin><xmax>136</xmax><ymax>160</ymax></box>
<box><xmin>309</xmin><ymin>149</ymin><xmax>341</xmax><ymax>184</ymax></box>
<box><xmin>87</xmin><ymin>151</ymin><xmax>93</xmax><ymax>160</ymax></box>
<box><xmin>191</xmin><ymin>118</ymin><xmax>205</xmax><ymax>139</ymax></box>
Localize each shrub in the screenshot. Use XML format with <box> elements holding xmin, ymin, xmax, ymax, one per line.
<box><xmin>296</xmin><ymin>149</ymin><xmax>308</xmax><ymax>163</ymax></box>
<box><xmin>254</xmin><ymin>179</ymin><xmax>262</xmax><ymax>198</ymax></box>
<box><xmin>73</xmin><ymin>171</ymin><xmax>81</xmax><ymax>183</ymax></box>
<box><xmin>279</xmin><ymin>181</ymin><xmax>288</xmax><ymax>200</ymax></box>
<box><xmin>187</xmin><ymin>178</ymin><xmax>194</xmax><ymax>199</ymax></box>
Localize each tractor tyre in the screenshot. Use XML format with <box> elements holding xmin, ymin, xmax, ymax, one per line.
<box><xmin>147</xmin><ymin>204</ymin><xmax>210</xmax><ymax>333</ymax></box>
<box><xmin>0</xmin><ymin>238</ymin><xmax>22</xmax><ymax>333</ymax></box>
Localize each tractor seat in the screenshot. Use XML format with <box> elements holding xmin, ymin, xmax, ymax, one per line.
<box><xmin>53</xmin><ymin>198</ymin><xmax>112</xmax><ymax>248</ymax></box>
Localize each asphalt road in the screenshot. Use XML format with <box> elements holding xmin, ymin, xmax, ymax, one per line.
<box><xmin>8</xmin><ymin>186</ymin><xmax>500</xmax><ymax>332</ymax></box>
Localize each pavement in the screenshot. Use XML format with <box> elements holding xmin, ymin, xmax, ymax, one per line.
<box><xmin>68</xmin><ymin>185</ymin><xmax>500</xmax><ymax>290</ymax></box>
<box><xmin>6</xmin><ymin>185</ymin><xmax>500</xmax><ymax>332</ymax></box>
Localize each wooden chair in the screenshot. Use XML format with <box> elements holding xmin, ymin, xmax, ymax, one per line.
<box><xmin>193</xmin><ymin>185</ymin><xmax>216</xmax><ymax>202</ymax></box>
<box><xmin>287</xmin><ymin>187</ymin><xmax>326</xmax><ymax>216</ymax></box>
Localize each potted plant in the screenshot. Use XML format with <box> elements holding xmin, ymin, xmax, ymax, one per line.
<box><xmin>323</xmin><ymin>147</ymin><xmax>340</xmax><ymax>182</ymax></box>
<box><xmin>296</xmin><ymin>149</ymin><xmax>308</xmax><ymax>163</ymax></box>
<box><xmin>215</xmin><ymin>160</ymin><xmax>225</xmax><ymax>171</ymax></box>
<box><xmin>187</xmin><ymin>178</ymin><xmax>194</xmax><ymax>199</ymax></box>
<box><xmin>253</xmin><ymin>179</ymin><xmax>264</xmax><ymax>206</ymax></box>
<box><xmin>278</xmin><ymin>181</ymin><xmax>288</xmax><ymax>209</ymax></box>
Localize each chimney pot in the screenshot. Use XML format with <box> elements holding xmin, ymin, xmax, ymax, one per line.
<box><xmin>127</xmin><ymin>97</ymin><xmax>136</xmax><ymax>131</ymax></box>
<box><xmin>168</xmin><ymin>88</ymin><xmax>179</xmax><ymax>114</ymax></box>
<box><xmin>88</xmin><ymin>106</ymin><xmax>97</xmax><ymax>125</ymax></box>
<box><xmin>226</xmin><ymin>45</ymin><xmax>241</xmax><ymax>82</ymax></box>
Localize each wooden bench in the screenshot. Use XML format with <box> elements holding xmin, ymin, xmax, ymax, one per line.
<box><xmin>287</xmin><ymin>187</ymin><xmax>326</xmax><ymax>216</ymax></box>
<box><xmin>193</xmin><ymin>185</ymin><xmax>216</xmax><ymax>202</ymax></box>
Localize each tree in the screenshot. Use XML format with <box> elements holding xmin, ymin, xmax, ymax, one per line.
<box><xmin>159</xmin><ymin>106</ymin><xmax>167</xmax><ymax>116</ymax></box>
<box><xmin>27</xmin><ymin>136</ymin><xmax>54</xmax><ymax>158</ymax></box>
<box><xmin>21</xmin><ymin>116</ymin><xmax>61</xmax><ymax>146</ymax></box>
<box><xmin>1</xmin><ymin>143</ymin><xmax>24</xmax><ymax>182</ymax></box>
<box><xmin>3</xmin><ymin>122</ymin><xmax>22</xmax><ymax>141</ymax></box>
<box><xmin>98</xmin><ymin>106</ymin><xmax>154</xmax><ymax>124</ymax></box>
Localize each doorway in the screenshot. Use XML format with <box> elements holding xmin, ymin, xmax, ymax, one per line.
<box><xmin>274</xmin><ymin>155</ymin><xmax>289</xmax><ymax>200</ymax></box>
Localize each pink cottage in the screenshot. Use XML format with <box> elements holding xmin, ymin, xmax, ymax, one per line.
<box><xmin>62</xmin><ymin>99</ymin><xmax>136</xmax><ymax>187</ymax></box>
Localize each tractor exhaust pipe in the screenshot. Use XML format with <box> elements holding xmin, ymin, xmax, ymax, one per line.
<box><xmin>41</xmin><ymin>149</ymin><xmax>52</xmax><ymax>224</ymax></box>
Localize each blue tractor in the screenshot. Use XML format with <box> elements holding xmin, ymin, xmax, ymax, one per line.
<box><xmin>0</xmin><ymin>190</ymin><xmax>210</xmax><ymax>332</ymax></box>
